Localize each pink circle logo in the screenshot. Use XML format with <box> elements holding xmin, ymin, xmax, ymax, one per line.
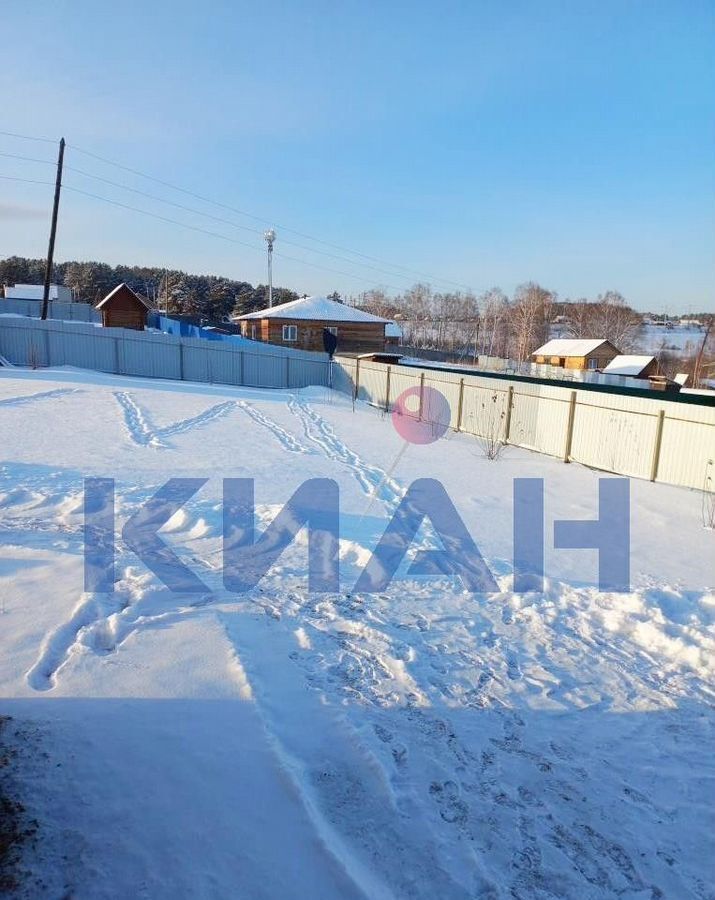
<box><xmin>391</xmin><ymin>386</ymin><xmax>451</xmax><ymax>444</ymax></box>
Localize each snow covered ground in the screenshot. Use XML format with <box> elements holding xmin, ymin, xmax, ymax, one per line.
<box><xmin>0</xmin><ymin>366</ymin><xmax>713</xmax><ymax>899</ymax></box>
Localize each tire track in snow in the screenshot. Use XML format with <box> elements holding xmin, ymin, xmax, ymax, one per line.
<box><xmin>236</xmin><ymin>400</ymin><xmax>311</xmax><ymax>454</ymax></box>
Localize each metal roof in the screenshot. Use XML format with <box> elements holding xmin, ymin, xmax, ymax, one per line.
<box><xmin>532</xmin><ymin>338</ymin><xmax>613</xmax><ymax>357</ymax></box>
<box><xmin>235</xmin><ymin>296</ymin><xmax>390</xmax><ymax>324</ymax></box>
<box><xmin>602</xmin><ymin>355</ymin><xmax>656</xmax><ymax>376</ymax></box>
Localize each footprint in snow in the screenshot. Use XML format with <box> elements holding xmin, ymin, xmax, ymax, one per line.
<box><xmin>429</xmin><ymin>780</ymin><xmax>469</xmax><ymax>825</ymax></box>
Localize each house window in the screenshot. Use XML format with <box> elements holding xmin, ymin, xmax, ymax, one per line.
<box><xmin>326</xmin><ymin>326</ymin><xmax>338</xmax><ymax>336</ymax></box>
<box><xmin>587</xmin><ymin>358</ymin><xmax>598</xmax><ymax>369</ymax></box>
<box><xmin>282</xmin><ymin>324</ymin><xmax>297</xmax><ymax>342</ymax></box>
<box><xmin>251</xmin><ymin>324</ymin><xmax>257</xmax><ymax>340</ymax></box>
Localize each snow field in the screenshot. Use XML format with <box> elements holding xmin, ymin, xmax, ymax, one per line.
<box><xmin>0</xmin><ymin>367</ymin><xmax>712</xmax><ymax>899</ymax></box>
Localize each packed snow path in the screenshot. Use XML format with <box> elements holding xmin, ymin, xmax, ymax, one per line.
<box><xmin>0</xmin><ymin>368</ymin><xmax>712</xmax><ymax>899</ymax></box>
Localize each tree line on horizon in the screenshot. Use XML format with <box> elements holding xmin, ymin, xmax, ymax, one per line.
<box><xmin>0</xmin><ymin>256</ymin><xmax>300</xmax><ymax>322</ymax></box>
<box><xmin>1</xmin><ymin>256</ymin><xmax>710</xmax><ymax>378</ymax></box>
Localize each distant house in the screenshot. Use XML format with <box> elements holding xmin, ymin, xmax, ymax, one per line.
<box><xmin>602</xmin><ymin>355</ymin><xmax>660</xmax><ymax>379</ymax></box>
<box><xmin>233</xmin><ymin>296</ymin><xmax>392</xmax><ymax>353</ymax></box>
<box><xmin>532</xmin><ymin>338</ymin><xmax>620</xmax><ymax>371</ymax></box>
<box><xmin>4</xmin><ymin>283</ymin><xmax>72</xmax><ymax>303</ymax></box>
<box><xmin>96</xmin><ymin>283</ymin><xmax>153</xmax><ymax>330</ymax></box>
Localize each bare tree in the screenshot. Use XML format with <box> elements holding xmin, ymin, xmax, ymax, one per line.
<box><xmin>563</xmin><ymin>292</ymin><xmax>641</xmax><ymax>351</ymax></box>
<box><xmin>510</xmin><ymin>282</ymin><xmax>554</xmax><ymax>362</ymax></box>
<box><xmin>477</xmin><ymin>288</ymin><xmax>510</xmax><ymax>358</ymax></box>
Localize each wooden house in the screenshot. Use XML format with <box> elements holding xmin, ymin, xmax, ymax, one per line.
<box><xmin>96</xmin><ymin>284</ymin><xmax>153</xmax><ymax>330</ymax></box>
<box><xmin>532</xmin><ymin>338</ymin><xmax>620</xmax><ymax>370</ymax></box>
<box><xmin>234</xmin><ymin>296</ymin><xmax>391</xmax><ymax>353</ymax></box>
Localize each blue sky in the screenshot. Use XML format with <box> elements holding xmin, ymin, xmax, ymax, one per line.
<box><xmin>1</xmin><ymin>0</ymin><xmax>713</xmax><ymax>311</ymax></box>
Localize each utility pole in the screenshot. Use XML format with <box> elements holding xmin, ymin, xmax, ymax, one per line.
<box><xmin>264</xmin><ymin>229</ymin><xmax>276</xmax><ymax>308</ymax></box>
<box><xmin>41</xmin><ymin>137</ymin><xmax>65</xmax><ymax>321</ymax></box>
<box><xmin>693</xmin><ymin>316</ymin><xmax>713</xmax><ymax>387</ymax></box>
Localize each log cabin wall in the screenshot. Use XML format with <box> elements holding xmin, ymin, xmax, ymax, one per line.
<box><xmin>243</xmin><ymin>318</ymin><xmax>386</xmax><ymax>352</ymax></box>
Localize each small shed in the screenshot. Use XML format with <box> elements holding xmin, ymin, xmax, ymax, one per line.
<box><xmin>602</xmin><ymin>355</ymin><xmax>660</xmax><ymax>379</ymax></box>
<box><xmin>96</xmin><ymin>284</ymin><xmax>153</xmax><ymax>330</ymax></box>
<box><xmin>234</xmin><ymin>296</ymin><xmax>391</xmax><ymax>353</ymax></box>
<box><xmin>532</xmin><ymin>338</ymin><xmax>620</xmax><ymax>370</ymax></box>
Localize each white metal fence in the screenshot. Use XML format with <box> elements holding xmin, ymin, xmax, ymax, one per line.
<box><xmin>0</xmin><ymin>317</ymin><xmax>329</xmax><ymax>390</ymax></box>
<box><xmin>333</xmin><ymin>356</ymin><xmax>715</xmax><ymax>491</ymax></box>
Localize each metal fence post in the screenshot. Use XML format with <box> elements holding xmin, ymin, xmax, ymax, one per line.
<box><xmin>504</xmin><ymin>385</ymin><xmax>514</xmax><ymax>443</ymax></box>
<box><xmin>178</xmin><ymin>341</ymin><xmax>185</xmax><ymax>381</ymax></box>
<box><xmin>418</xmin><ymin>371</ymin><xmax>425</xmax><ymax>421</ymax></box>
<box><xmin>354</xmin><ymin>356</ymin><xmax>361</xmax><ymax>402</ymax></box>
<box><xmin>385</xmin><ymin>365</ymin><xmax>392</xmax><ymax>412</ymax></box>
<box><xmin>563</xmin><ymin>391</ymin><xmax>577</xmax><ymax>462</ymax></box>
<box><xmin>43</xmin><ymin>326</ymin><xmax>50</xmax><ymax>366</ymax></box>
<box><xmin>650</xmin><ymin>410</ymin><xmax>666</xmax><ymax>482</ymax></box>
<box><xmin>455</xmin><ymin>377</ymin><xmax>465</xmax><ymax>431</ymax></box>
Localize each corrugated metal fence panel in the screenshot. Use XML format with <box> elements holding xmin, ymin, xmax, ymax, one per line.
<box><xmin>508</xmin><ymin>382</ymin><xmax>572</xmax><ymax>459</ymax></box>
<box><xmin>48</xmin><ymin>321</ymin><xmax>116</xmax><ymax>373</ymax></box>
<box><xmin>119</xmin><ymin>333</ymin><xmax>182</xmax><ymax>380</ymax></box>
<box><xmin>332</xmin><ymin>356</ymin><xmax>715</xmax><ymax>489</ymax></box>
<box><xmin>0</xmin><ymin>316</ymin><xmax>328</xmax><ymax>390</ymax></box>
<box><xmin>387</xmin><ymin>366</ymin><xmax>423</xmax><ymax>407</ymax></box>
<box><xmin>356</xmin><ymin>362</ymin><xmax>390</xmax><ymax>407</ymax></box>
<box><xmin>1</xmin><ymin>298</ymin><xmax>100</xmax><ymax>322</ymax></box>
<box><xmin>461</xmin><ymin>379</ymin><xmax>512</xmax><ymax>443</ymax></box>
<box><xmin>0</xmin><ymin>316</ymin><xmax>48</xmax><ymax>365</ymax></box>
<box><xmin>416</xmin><ymin>369</ymin><xmax>462</xmax><ymax>430</ymax></box>
<box><xmin>570</xmin><ymin>393</ymin><xmax>659</xmax><ymax>480</ymax></box>
<box><xmin>332</xmin><ymin>358</ymin><xmax>357</xmax><ymax>396</ymax></box>
<box><xmin>657</xmin><ymin>400</ymin><xmax>715</xmax><ymax>489</ymax></box>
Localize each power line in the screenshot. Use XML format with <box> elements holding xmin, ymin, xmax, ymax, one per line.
<box><xmin>0</xmin><ymin>174</ymin><xmax>54</xmax><ymax>187</ymax></box>
<box><xmin>0</xmin><ymin>173</ymin><xmax>408</xmax><ymax>290</ymax></box>
<box><xmin>67</xmin><ymin>142</ymin><xmax>474</xmax><ymax>292</ymax></box>
<box><xmin>0</xmin><ymin>129</ymin><xmax>58</xmax><ymax>145</ymax></box>
<box><xmin>1</xmin><ymin>129</ymin><xmax>477</xmax><ymax>292</ymax></box>
<box><xmin>0</xmin><ymin>151</ymin><xmax>56</xmax><ymax>166</ymax></box>
<box><xmin>1</xmin><ymin>144</ymin><xmax>469</xmax><ymax>290</ymax></box>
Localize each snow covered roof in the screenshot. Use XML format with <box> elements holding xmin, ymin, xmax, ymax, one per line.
<box><xmin>602</xmin><ymin>355</ymin><xmax>656</xmax><ymax>376</ymax></box>
<box><xmin>95</xmin><ymin>283</ymin><xmax>154</xmax><ymax>310</ymax></box>
<box><xmin>533</xmin><ymin>338</ymin><xmax>613</xmax><ymax>357</ymax></box>
<box><xmin>235</xmin><ymin>296</ymin><xmax>391</xmax><ymax>324</ymax></box>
